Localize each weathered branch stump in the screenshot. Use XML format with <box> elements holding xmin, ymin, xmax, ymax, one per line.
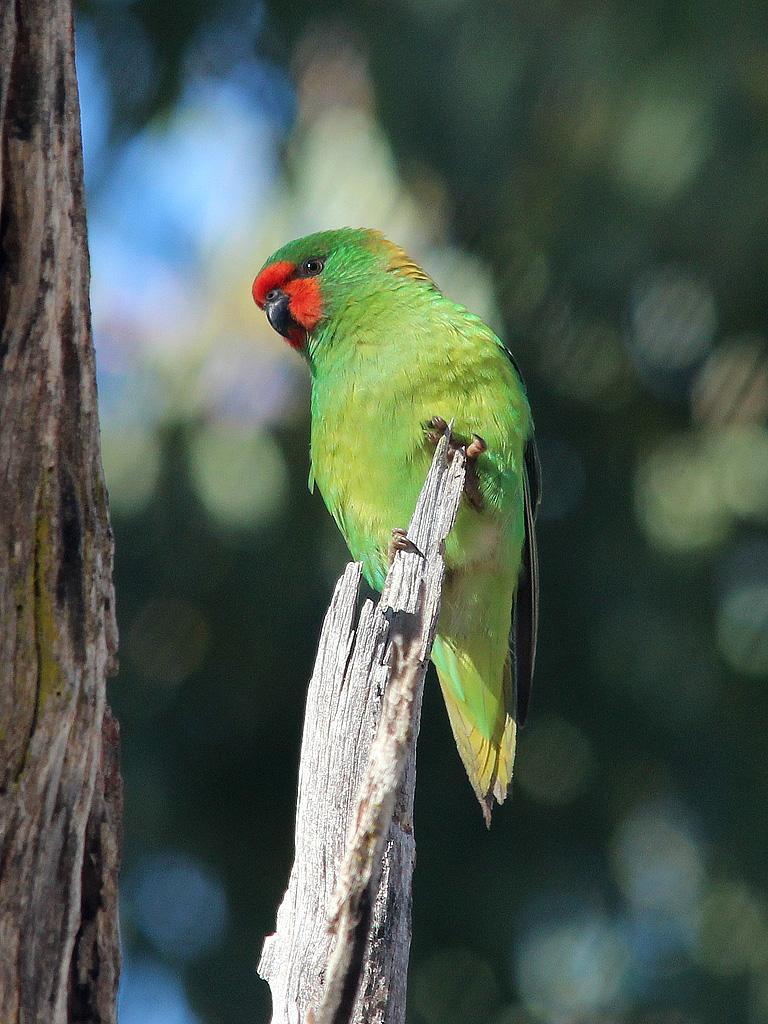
<box><xmin>0</xmin><ymin>2</ymin><xmax>121</xmax><ymax>1021</ymax></box>
<box><xmin>259</xmin><ymin>433</ymin><xmax>466</xmax><ymax>1024</ymax></box>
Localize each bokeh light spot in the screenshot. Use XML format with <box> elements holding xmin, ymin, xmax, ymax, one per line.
<box><xmin>635</xmin><ymin>434</ymin><xmax>730</xmax><ymax>554</ymax></box>
<box><xmin>630</xmin><ymin>267</ymin><xmax>716</xmax><ymax>375</ymax></box>
<box><xmin>515</xmin><ymin>914</ymin><xmax>630</xmax><ymax>1023</ymax></box>
<box><xmin>123</xmin><ymin>851</ymin><xmax>228</xmax><ymax>961</ymax></box>
<box><xmin>612</xmin><ymin>802</ymin><xmax>704</xmax><ymax>929</ymax></box>
<box><xmin>692</xmin><ymin>335</ymin><xmax>768</xmax><ymax>427</ymax></box>
<box><xmin>711</xmin><ymin>427</ymin><xmax>768</xmax><ymax>522</ymax></box>
<box><xmin>189</xmin><ymin>423</ymin><xmax>288</xmax><ymax>529</ymax></box>
<box><xmin>695</xmin><ymin>880</ymin><xmax>768</xmax><ymax>976</ymax></box>
<box><xmin>538</xmin><ymin>309</ymin><xmax>632</xmax><ymax>407</ymax></box>
<box><xmin>716</xmin><ymin>583</ymin><xmax>768</xmax><ymax>677</ymax></box>
<box><xmin>101</xmin><ymin>427</ymin><xmax>162</xmax><ymax>515</ymax></box>
<box><xmin>126</xmin><ymin>599</ymin><xmax>209</xmax><ymax>687</ymax></box>
<box><xmin>616</xmin><ymin>87</ymin><xmax>711</xmax><ymax>201</ymax></box>
<box><xmin>119</xmin><ymin>957</ymin><xmax>201</xmax><ymax>1024</ymax></box>
<box><xmin>516</xmin><ymin>717</ymin><xmax>594</xmax><ymax>806</ymax></box>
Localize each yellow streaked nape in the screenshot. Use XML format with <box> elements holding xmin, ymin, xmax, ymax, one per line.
<box><xmin>366</xmin><ymin>232</ymin><xmax>436</xmax><ymax>286</ymax></box>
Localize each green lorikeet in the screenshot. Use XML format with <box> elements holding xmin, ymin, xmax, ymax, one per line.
<box><xmin>253</xmin><ymin>228</ymin><xmax>540</xmax><ymax>823</ymax></box>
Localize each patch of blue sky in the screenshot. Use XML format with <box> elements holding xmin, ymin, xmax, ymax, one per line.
<box><xmin>91</xmin><ymin>75</ymin><xmax>280</xmax><ymax>269</ymax></box>
<box><xmin>228</xmin><ymin>56</ymin><xmax>296</xmax><ymax>130</ymax></box>
<box><xmin>76</xmin><ymin>7</ymin><xmax>293</xmax><ymax>292</ymax></box>
<box><xmin>77</xmin><ymin>17</ymin><xmax>296</xmax><ymax>430</ymax></box>
<box><xmin>75</xmin><ymin>21</ymin><xmax>111</xmax><ymax>185</ymax></box>
<box><xmin>188</xmin><ymin>4</ymin><xmax>296</xmax><ymax>131</ymax></box>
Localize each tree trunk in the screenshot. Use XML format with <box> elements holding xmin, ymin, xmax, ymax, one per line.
<box><xmin>259</xmin><ymin>435</ymin><xmax>465</xmax><ymax>1024</ymax></box>
<box><xmin>0</xmin><ymin>1</ymin><xmax>121</xmax><ymax>1022</ymax></box>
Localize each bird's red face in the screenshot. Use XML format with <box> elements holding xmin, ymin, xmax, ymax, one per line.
<box><xmin>252</xmin><ymin>258</ymin><xmax>325</xmax><ymax>350</ymax></box>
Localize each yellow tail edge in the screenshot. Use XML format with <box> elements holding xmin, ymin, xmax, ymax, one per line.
<box><xmin>432</xmin><ymin>637</ymin><xmax>517</xmax><ymax>826</ymax></box>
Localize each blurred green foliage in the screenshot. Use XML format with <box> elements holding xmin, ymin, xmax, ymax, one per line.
<box><xmin>75</xmin><ymin>1</ymin><xmax>768</xmax><ymax>1022</ymax></box>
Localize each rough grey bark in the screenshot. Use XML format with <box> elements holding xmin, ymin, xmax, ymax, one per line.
<box><xmin>259</xmin><ymin>435</ymin><xmax>466</xmax><ymax>1024</ymax></box>
<box><xmin>0</xmin><ymin>2</ymin><xmax>121</xmax><ymax>1022</ymax></box>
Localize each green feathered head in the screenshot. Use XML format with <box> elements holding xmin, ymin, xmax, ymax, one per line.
<box><xmin>252</xmin><ymin>227</ymin><xmax>433</xmax><ymax>349</ymax></box>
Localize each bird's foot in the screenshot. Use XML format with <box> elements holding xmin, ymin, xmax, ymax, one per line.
<box><xmin>425</xmin><ymin>416</ymin><xmax>487</xmax><ymax>511</ymax></box>
<box><xmin>388</xmin><ymin>527</ymin><xmax>424</xmax><ymax>566</ymax></box>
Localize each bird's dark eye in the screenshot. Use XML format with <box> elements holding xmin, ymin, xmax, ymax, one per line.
<box><xmin>298</xmin><ymin>257</ymin><xmax>324</xmax><ymax>278</ymax></box>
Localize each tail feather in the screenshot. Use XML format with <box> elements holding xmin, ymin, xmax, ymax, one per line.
<box><xmin>432</xmin><ymin>634</ymin><xmax>517</xmax><ymax>826</ymax></box>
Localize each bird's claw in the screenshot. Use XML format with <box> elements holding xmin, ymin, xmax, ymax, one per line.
<box><xmin>426</xmin><ymin>415</ymin><xmax>450</xmax><ymax>446</ymax></box>
<box><xmin>424</xmin><ymin>416</ymin><xmax>487</xmax><ymax>511</ymax></box>
<box><xmin>388</xmin><ymin>527</ymin><xmax>424</xmax><ymax>566</ymax></box>
<box><xmin>466</xmin><ymin>434</ymin><xmax>487</xmax><ymax>460</ymax></box>
<box><xmin>425</xmin><ymin>416</ymin><xmax>487</xmax><ymax>461</ymax></box>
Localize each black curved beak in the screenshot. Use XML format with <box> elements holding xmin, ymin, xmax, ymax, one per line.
<box><xmin>264</xmin><ymin>289</ymin><xmax>294</xmax><ymax>338</ymax></box>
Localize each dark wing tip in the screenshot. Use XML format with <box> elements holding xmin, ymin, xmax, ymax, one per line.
<box><xmin>500</xmin><ymin>344</ymin><xmax>541</xmax><ymax>726</ymax></box>
<box><xmin>514</xmin><ymin>429</ymin><xmax>541</xmax><ymax>727</ymax></box>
